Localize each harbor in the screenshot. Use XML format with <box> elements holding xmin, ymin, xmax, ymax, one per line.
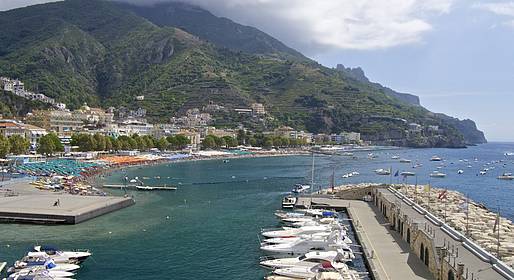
<box><xmin>290</xmin><ymin>183</ymin><xmax>514</xmax><ymax>280</ymax></box>
<box><xmin>0</xmin><ymin>144</ymin><xmax>513</xmax><ymax>279</ymax></box>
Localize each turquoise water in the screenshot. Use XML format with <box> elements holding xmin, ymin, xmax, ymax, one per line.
<box><xmin>0</xmin><ymin>143</ymin><xmax>513</xmax><ymax>279</ymax></box>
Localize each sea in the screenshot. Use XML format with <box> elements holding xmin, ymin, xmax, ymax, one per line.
<box><xmin>0</xmin><ymin>142</ymin><xmax>513</xmax><ymax>279</ymax></box>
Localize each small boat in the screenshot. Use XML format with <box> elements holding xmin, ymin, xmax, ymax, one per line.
<box><xmin>400</xmin><ymin>171</ymin><xmax>415</xmax><ymax>177</ymax></box>
<box><xmin>505</xmin><ymin>152</ymin><xmax>514</xmax><ymax>156</ymax></box>
<box><xmin>498</xmin><ymin>173</ymin><xmax>514</xmax><ymax>180</ymax></box>
<box><xmin>391</xmin><ymin>155</ymin><xmax>400</xmax><ymax>159</ymax></box>
<box><xmin>399</xmin><ymin>159</ymin><xmax>412</xmax><ymax>163</ymax></box>
<box><xmin>367</xmin><ymin>153</ymin><xmax>378</xmax><ymax>159</ymax></box>
<box><xmin>374</xmin><ymin>169</ymin><xmax>391</xmax><ymax>176</ymax></box>
<box><xmin>430</xmin><ymin>156</ymin><xmax>443</xmax><ymax>161</ymax></box>
<box><xmin>457</xmin><ymin>170</ymin><xmax>464</xmax><ymax>174</ymax></box>
<box><xmin>136</xmin><ymin>185</ymin><xmax>177</xmax><ymax>191</ymax></box>
<box><xmin>28</xmin><ymin>246</ymin><xmax>91</xmax><ymax>263</ymax></box>
<box><xmin>430</xmin><ymin>171</ymin><xmax>446</xmax><ymax>178</ymax></box>
<box><xmin>282</xmin><ymin>196</ymin><xmax>297</xmax><ymax>209</ymax></box>
<box><xmin>291</xmin><ymin>184</ymin><xmax>311</xmax><ymax>194</ymax></box>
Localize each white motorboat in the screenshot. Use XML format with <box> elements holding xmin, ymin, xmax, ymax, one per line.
<box><xmin>400</xmin><ymin>171</ymin><xmax>415</xmax><ymax>177</ymax></box>
<box><xmin>430</xmin><ymin>156</ymin><xmax>442</xmax><ymax>161</ymax></box>
<box><xmin>29</xmin><ymin>246</ymin><xmax>91</xmax><ymax>263</ymax></box>
<box><xmin>498</xmin><ymin>173</ymin><xmax>514</xmax><ymax>180</ymax></box>
<box><xmin>505</xmin><ymin>152</ymin><xmax>514</xmax><ymax>156</ymax></box>
<box><xmin>429</xmin><ymin>171</ymin><xmax>446</xmax><ymax>178</ymax></box>
<box><xmin>272</xmin><ymin>261</ymin><xmax>358</xmax><ymax>279</ymax></box>
<box><xmin>282</xmin><ymin>196</ymin><xmax>297</xmax><ymax>209</ymax></box>
<box><xmin>9</xmin><ymin>268</ymin><xmax>75</xmax><ymax>278</ymax></box>
<box><xmin>11</xmin><ymin>258</ymin><xmax>80</xmax><ymax>273</ymax></box>
<box><xmin>391</xmin><ymin>155</ymin><xmax>400</xmax><ymax>159</ymax></box>
<box><xmin>457</xmin><ymin>170</ymin><xmax>464</xmax><ymax>174</ymax></box>
<box><xmin>262</xmin><ymin>223</ymin><xmax>343</xmax><ymax>239</ymax></box>
<box><xmin>374</xmin><ymin>169</ymin><xmax>391</xmax><ymax>176</ymax></box>
<box><xmin>260</xmin><ymin>233</ymin><xmax>354</xmax><ymax>257</ymax></box>
<box><xmin>275</xmin><ymin>211</ymin><xmax>305</xmax><ymax>220</ymax></box>
<box><xmin>292</xmin><ymin>184</ymin><xmax>311</xmax><ymax>194</ymax></box>
<box><xmin>399</xmin><ymin>158</ymin><xmax>411</xmax><ymax>163</ymax></box>
<box><xmin>262</xmin><ymin>230</ymin><xmax>352</xmax><ymax>245</ymax></box>
<box><xmin>260</xmin><ymin>250</ymin><xmax>350</xmax><ymax>270</ymax></box>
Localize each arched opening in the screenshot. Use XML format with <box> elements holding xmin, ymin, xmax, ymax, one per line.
<box><xmin>424</xmin><ymin>247</ymin><xmax>429</xmax><ymax>266</ymax></box>
<box><xmin>420</xmin><ymin>243</ymin><xmax>425</xmax><ymax>261</ymax></box>
<box><xmin>406</xmin><ymin>229</ymin><xmax>411</xmax><ymax>243</ymax></box>
<box><xmin>448</xmin><ymin>270</ymin><xmax>455</xmax><ymax>280</ymax></box>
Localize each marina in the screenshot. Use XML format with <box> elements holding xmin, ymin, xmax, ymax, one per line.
<box><xmin>0</xmin><ymin>143</ymin><xmax>513</xmax><ymax>279</ymax></box>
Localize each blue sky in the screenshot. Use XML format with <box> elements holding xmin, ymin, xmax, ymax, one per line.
<box><xmin>1</xmin><ymin>0</ymin><xmax>513</xmax><ymax>141</ymax></box>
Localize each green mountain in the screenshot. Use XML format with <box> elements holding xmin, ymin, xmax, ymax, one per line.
<box><xmin>0</xmin><ymin>0</ymin><xmax>486</xmax><ymax>147</ymax></box>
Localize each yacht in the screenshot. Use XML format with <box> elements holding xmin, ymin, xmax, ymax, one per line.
<box><xmin>260</xmin><ymin>250</ymin><xmax>351</xmax><ymax>270</ymax></box>
<box><xmin>262</xmin><ymin>223</ymin><xmax>343</xmax><ymax>239</ymax></box>
<box><xmin>400</xmin><ymin>171</ymin><xmax>415</xmax><ymax>177</ymax></box>
<box><xmin>498</xmin><ymin>173</ymin><xmax>514</xmax><ymax>180</ymax></box>
<box><xmin>430</xmin><ymin>156</ymin><xmax>443</xmax><ymax>161</ymax></box>
<box><xmin>10</xmin><ymin>258</ymin><xmax>80</xmax><ymax>273</ymax></box>
<box><xmin>429</xmin><ymin>171</ymin><xmax>446</xmax><ymax>178</ymax></box>
<box><xmin>262</xmin><ymin>230</ymin><xmax>352</xmax><ymax>246</ymax></box>
<box><xmin>28</xmin><ymin>246</ymin><xmax>91</xmax><ymax>263</ymax></box>
<box><xmin>374</xmin><ymin>169</ymin><xmax>391</xmax><ymax>176</ymax></box>
<box><xmin>505</xmin><ymin>152</ymin><xmax>514</xmax><ymax>156</ymax></box>
<box><xmin>292</xmin><ymin>184</ymin><xmax>311</xmax><ymax>194</ymax></box>
<box><xmin>260</xmin><ymin>236</ymin><xmax>354</xmax><ymax>257</ymax></box>
<box><xmin>282</xmin><ymin>196</ymin><xmax>297</xmax><ymax>209</ymax></box>
<box><xmin>8</xmin><ymin>268</ymin><xmax>75</xmax><ymax>279</ymax></box>
<box><xmin>271</xmin><ymin>261</ymin><xmax>358</xmax><ymax>279</ymax></box>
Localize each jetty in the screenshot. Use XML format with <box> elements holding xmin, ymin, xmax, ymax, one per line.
<box><xmin>295</xmin><ymin>184</ymin><xmax>514</xmax><ymax>280</ymax></box>
<box><xmin>0</xmin><ymin>262</ymin><xmax>6</xmax><ymax>274</ymax></box>
<box><xmin>0</xmin><ymin>194</ymin><xmax>134</xmax><ymax>224</ymax></box>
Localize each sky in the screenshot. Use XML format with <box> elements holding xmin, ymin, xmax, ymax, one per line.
<box><xmin>1</xmin><ymin>0</ymin><xmax>513</xmax><ymax>141</ymax></box>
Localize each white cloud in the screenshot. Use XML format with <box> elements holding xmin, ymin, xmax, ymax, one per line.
<box><xmin>182</xmin><ymin>0</ymin><xmax>455</xmax><ymax>51</ymax></box>
<box><xmin>473</xmin><ymin>1</ymin><xmax>514</xmax><ymax>29</ymax></box>
<box><xmin>474</xmin><ymin>2</ymin><xmax>514</xmax><ymax>17</ymax></box>
<box><xmin>1</xmin><ymin>0</ymin><xmax>455</xmax><ymax>51</ymax></box>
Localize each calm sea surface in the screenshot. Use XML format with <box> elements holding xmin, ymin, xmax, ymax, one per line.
<box><xmin>0</xmin><ymin>143</ymin><xmax>513</xmax><ymax>279</ymax></box>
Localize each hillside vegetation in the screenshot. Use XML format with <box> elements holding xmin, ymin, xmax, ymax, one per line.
<box><xmin>0</xmin><ymin>0</ymin><xmax>486</xmax><ymax>147</ymax></box>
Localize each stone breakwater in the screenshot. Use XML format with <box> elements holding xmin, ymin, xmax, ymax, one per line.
<box><xmin>397</xmin><ymin>185</ymin><xmax>514</xmax><ymax>268</ymax></box>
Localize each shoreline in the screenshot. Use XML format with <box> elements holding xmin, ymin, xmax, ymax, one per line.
<box><xmin>85</xmin><ymin>150</ymin><xmax>311</xmax><ymax>187</ymax></box>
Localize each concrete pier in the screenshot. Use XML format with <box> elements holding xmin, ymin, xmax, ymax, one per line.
<box><xmin>0</xmin><ymin>194</ymin><xmax>134</xmax><ymax>224</ymax></box>
<box><xmin>297</xmin><ymin>186</ymin><xmax>514</xmax><ymax>280</ymax></box>
<box><xmin>297</xmin><ymin>197</ymin><xmax>434</xmax><ymax>280</ymax></box>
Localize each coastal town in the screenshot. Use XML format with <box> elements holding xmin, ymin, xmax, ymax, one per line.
<box><xmin>0</xmin><ymin>1</ymin><xmax>512</xmax><ymax>279</ymax></box>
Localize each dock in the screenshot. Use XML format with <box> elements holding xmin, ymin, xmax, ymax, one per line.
<box><xmin>0</xmin><ymin>194</ymin><xmax>135</xmax><ymax>224</ymax></box>
<box><xmin>296</xmin><ymin>186</ymin><xmax>514</xmax><ymax>280</ymax></box>
<box><xmin>0</xmin><ymin>262</ymin><xmax>6</xmax><ymax>274</ymax></box>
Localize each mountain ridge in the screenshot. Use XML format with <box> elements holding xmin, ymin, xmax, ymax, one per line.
<box><xmin>0</xmin><ymin>0</ymin><xmax>486</xmax><ymax>147</ymax></box>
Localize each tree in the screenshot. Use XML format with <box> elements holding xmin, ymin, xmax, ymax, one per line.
<box><xmin>156</xmin><ymin>137</ymin><xmax>169</xmax><ymax>151</ymax></box>
<box><xmin>202</xmin><ymin>135</ymin><xmax>217</xmax><ymax>149</ymax></box>
<box><xmin>105</xmin><ymin>137</ymin><xmax>113</xmax><ymax>151</ymax></box>
<box><xmin>237</xmin><ymin>129</ymin><xmax>246</xmax><ymax>145</ymax></box>
<box><xmin>174</xmin><ymin>134</ymin><xmax>190</xmax><ymax>149</ymax></box>
<box><xmin>94</xmin><ymin>133</ymin><xmax>106</xmax><ymax>151</ymax></box>
<box><xmin>223</xmin><ymin>136</ymin><xmax>237</xmax><ymax>147</ymax></box>
<box><xmin>9</xmin><ymin>135</ymin><xmax>30</xmax><ymax>155</ymax></box>
<box><xmin>0</xmin><ymin>135</ymin><xmax>10</xmax><ymax>158</ymax></box>
<box><xmin>263</xmin><ymin>136</ymin><xmax>274</xmax><ymax>148</ymax></box>
<box><xmin>37</xmin><ymin>134</ymin><xmax>56</xmax><ymax>156</ymax></box>
<box><xmin>47</xmin><ymin>133</ymin><xmax>64</xmax><ymax>153</ymax></box>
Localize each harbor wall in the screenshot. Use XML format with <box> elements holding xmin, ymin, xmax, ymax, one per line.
<box><xmin>74</xmin><ymin>197</ymin><xmax>135</xmax><ymax>224</ymax></box>
<box><xmin>373</xmin><ymin>186</ymin><xmax>514</xmax><ymax>280</ymax></box>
